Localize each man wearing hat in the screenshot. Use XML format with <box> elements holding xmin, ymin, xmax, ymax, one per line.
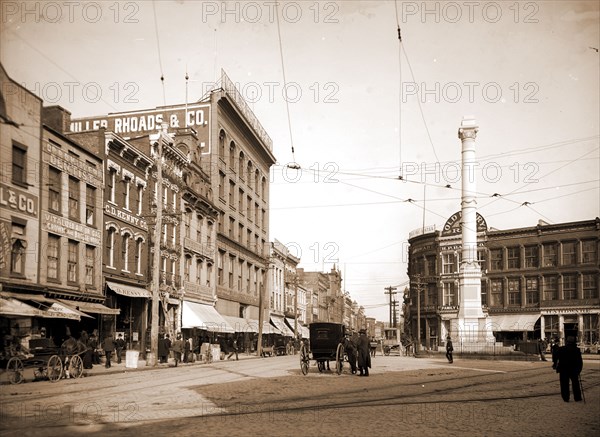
<box><xmin>554</xmin><ymin>336</ymin><xmax>583</xmax><ymax>402</ymax></box>
<box><xmin>356</xmin><ymin>329</ymin><xmax>371</xmax><ymax>376</ymax></box>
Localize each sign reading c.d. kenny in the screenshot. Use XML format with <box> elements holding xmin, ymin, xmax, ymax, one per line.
<box><xmin>69</xmin><ymin>103</ymin><xmax>210</xmax><ymax>138</ymax></box>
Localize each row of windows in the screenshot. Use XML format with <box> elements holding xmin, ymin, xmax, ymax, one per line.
<box><xmin>218</xmin><ymin>212</ymin><xmax>266</xmax><ymax>255</ymax></box>
<box><xmin>216</xmin><ymin>250</ymin><xmax>265</xmax><ymax>295</ymax></box>
<box><xmin>105</xmin><ymin>228</ymin><xmax>145</xmax><ymax>276</ymax></box>
<box><xmin>417</xmin><ymin>274</ymin><xmax>598</xmax><ymax>308</ymax></box>
<box><xmin>489</xmin><ymin>241</ymin><xmax>597</xmax><ymax>270</ymax></box>
<box><xmin>46</xmin><ymin>234</ymin><xmax>97</xmax><ymax>287</ymax></box>
<box><xmin>106</xmin><ymin>167</ymin><xmax>148</xmax><ymax>214</ymax></box>
<box><xmin>219</xmin><ymin>171</ymin><xmax>267</xmax><ymax>225</ymax></box>
<box><xmin>182</xmin><ymin>210</ymin><xmax>214</xmax><ymax>247</ymax></box>
<box><xmin>182</xmin><ymin>255</ymin><xmax>213</xmax><ymax>287</ymax></box>
<box><xmin>412</xmin><ymin>241</ymin><xmax>598</xmax><ymax>276</ymax></box>
<box><xmin>218</xmin><ymin>130</ymin><xmax>267</xmax><ymax>198</ymax></box>
<box><xmin>48</xmin><ymin>165</ymin><xmax>98</xmax><ymax>226</ymax></box>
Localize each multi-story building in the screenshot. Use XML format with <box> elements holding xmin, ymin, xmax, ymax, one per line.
<box><xmin>69</xmin><ymin>125</ymin><xmax>154</xmax><ymax>350</ymax></box>
<box><xmin>297</xmin><ymin>266</ymin><xmax>344</xmax><ymax>324</ymax></box>
<box><xmin>0</xmin><ymin>64</ymin><xmax>45</xmax><ymax>338</ymax></box>
<box><xmin>37</xmin><ymin>106</ymin><xmax>105</xmax><ymax>339</ymax></box>
<box><xmin>268</xmin><ymin>239</ymin><xmax>309</xmax><ymax>338</ymax></box>
<box><xmin>406</xmin><ymin>214</ymin><xmax>600</xmax><ymax>349</ymax></box>
<box><xmin>209</xmin><ymin>71</ymin><xmax>276</xmax><ymax>325</ymax></box>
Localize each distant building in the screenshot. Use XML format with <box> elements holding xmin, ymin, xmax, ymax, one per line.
<box><xmin>407</xmin><ymin>215</ymin><xmax>600</xmax><ymax>349</ymax></box>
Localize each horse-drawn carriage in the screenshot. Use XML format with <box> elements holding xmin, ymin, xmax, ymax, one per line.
<box><xmin>300</xmin><ymin>322</ymin><xmax>346</xmax><ymax>375</ymax></box>
<box><xmin>3</xmin><ymin>337</ymin><xmax>85</xmax><ymax>384</ymax></box>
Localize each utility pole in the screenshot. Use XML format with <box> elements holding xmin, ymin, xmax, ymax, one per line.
<box><xmin>415</xmin><ymin>274</ymin><xmax>422</xmax><ymax>353</ymax></box>
<box><xmin>148</xmin><ymin>124</ymin><xmax>167</xmax><ymax>367</ymax></box>
<box><xmin>294</xmin><ymin>275</ymin><xmax>298</xmax><ymax>339</ymax></box>
<box><xmin>384</xmin><ymin>286</ymin><xmax>397</xmax><ymax>327</ymax></box>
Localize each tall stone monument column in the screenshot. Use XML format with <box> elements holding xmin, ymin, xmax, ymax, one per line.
<box><xmin>452</xmin><ymin>116</ymin><xmax>494</xmax><ymax>344</ymax></box>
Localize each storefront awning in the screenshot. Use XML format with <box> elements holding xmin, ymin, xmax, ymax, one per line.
<box><xmin>1</xmin><ymin>293</ymin><xmax>89</xmax><ymax>321</ymax></box>
<box><xmin>270</xmin><ymin>315</ymin><xmax>295</xmax><ymax>337</ymax></box>
<box><xmin>489</xmin><ymin>314</ymin><xmax>540</xmax><ymax>332</ymax></box>
<box><xmin>222</xmin><ymin>316</ymin><xmax>257</xmax><ymax>333</ymax></box>
<box><xmin>44</xmin><ymin>302</ymin><xmax>92</xmax><ymax>320</ymax></box>
<box><xmin>58</xmin><ymin>299</ymin><xmax>120</xmax><ymax>316</ymax></box>
<box><xmin>106</xmin><ymin>281</ymin><xmax>151</xmax><ymax>298</ymax></box>
<box><xmin>0</xmin><ymin>297</ymin><xmax>46</xmax><ymax>317</ymax></box>
<box><xmin>181</xmin><ymin>301</ymin><xmax>234</xmax><ymax>333</ymax></box>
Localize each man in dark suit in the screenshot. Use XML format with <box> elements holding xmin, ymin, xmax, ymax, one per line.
<box><xmin>357</xmin><ymin>329</ymin><xmax>371</xmax><ymax>376</ymax></box>
<box><xmin>554</xmin><ymin>336</ymin><xmax>583</xmax><ymax>402</ymax></box>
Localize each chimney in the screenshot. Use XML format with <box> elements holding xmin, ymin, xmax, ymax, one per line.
<box><xmin>42</xmin><ymin>105</ymin><xmax>72</xmax><ymax>133</ymax></box>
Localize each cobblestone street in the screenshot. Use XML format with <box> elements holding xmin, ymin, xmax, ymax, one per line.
<box><xmin>1</xmin><ymin>355</ymin><xmax>599</xmax><ymax>436</ymax></box>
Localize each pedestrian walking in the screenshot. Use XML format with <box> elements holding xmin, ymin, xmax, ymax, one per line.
<box><xmin>357</xmin><ymin>329</ymin><xmax>371</xmax><ymax>376</ymax></box>
<box><xmin>538</xmin><ymin>338</ymin><xmax>548</xmax><ymax>361</ymax></box>
<box><xmin>554</xmin><ymin>336</ymin><xmax>583</xmax><ymax>402</ymax></box>
<box><xmin>158</xmin><ymin>334</ymin><xmax>171</xmax><ymax>364</ymax></box>
<box><xmin>183</xmin><ymin>337</ymin><xmax>191</xmax><ymax>363</ymax></box>
<box><xmin>445</xmin><ymin>336</ymin><xmax>454</xmax><ymax>363</ymax></box>
<box><xmin>115</xmin><ymin>333</ymin><xmax>126</xmax><ymax>364</ymax></box>
<box><xmin>102</xmin><ymin>333</ymin><xmax>115</xmax><ymax>369</ymax></box>
<box><xmin>227</xmin><ymin>337</ymin><xmax>239</xmax><ymax>360</ymax></box>
<box><xmin>369</xmin><ymin>337</ymin><xmax>377</xmax><ymax>357</ymax></box>
<box><xmin>171</xmin><ymin>334</ymin><xmax>184</xmax><ymax>367</ymax></box>
<box><xmin>551</xmin><ymin>336</ymin><xmax>560</xmax><ymax>369</ymax></box>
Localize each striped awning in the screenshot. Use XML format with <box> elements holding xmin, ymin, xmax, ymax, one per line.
<box><xmin>58</xmin><ymin>299</ymin><xmax>120</xmax><ymax>316</ymax></box>
<box><xmin>270</xmin><ymin>315</ymin><xmax>295</xmax><ymax>337</ymax></box>
<box><xmin>489</xmin><ymin>314</ymin><xmax>540</xmax><ymax>332</ymax></box>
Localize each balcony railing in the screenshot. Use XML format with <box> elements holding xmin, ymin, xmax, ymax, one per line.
<box><xmin>160</xmin><ymin>272</ymin><xmax>181</xmax><ymax>288</ymax></box>
<box><xmin>184</xmin><ymin>237</ymin><xmax>215</xmax><ymax>258</ymax></box>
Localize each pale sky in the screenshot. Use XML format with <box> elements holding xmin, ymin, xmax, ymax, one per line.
<box><xmin>2</xmin><ymin>1</ymin><xmax>599</xmax><ymax>322</ymax></box>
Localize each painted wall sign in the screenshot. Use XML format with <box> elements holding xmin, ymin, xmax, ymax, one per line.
<box><xmin>69</xmin><ymin>103</ymin><xmax>210</xmax><ymax>139</ymax></box>
<box><xmin>442</xmin><ymin>211</ymin><xmax>487</xmax><ymax>236</ymax></box>
<box><xmin>0</xmin><ymin>183</ymin><xmax>39</xmax><ymax>218</ymax></box>
<box><xmin>42</xmin><ymin>212</ymin><xmax>101</xmax><ymax>245</ymax></box>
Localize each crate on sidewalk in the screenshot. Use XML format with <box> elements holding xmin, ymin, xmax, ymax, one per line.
<box><xmin>126</xmin><ymin>350</ymin><xmax>140</xmax><ymax>368</ymax></box>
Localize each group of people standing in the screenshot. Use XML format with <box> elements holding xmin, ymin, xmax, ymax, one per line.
<box><xmin>343</xmin><ymin>329</ymin><xmax>372</xmax><ymax>376</ymax></box>
<box><xmin>158</xmin><ymin>333</ymin><xmax>193</xmax><ymax>366</ymax></box>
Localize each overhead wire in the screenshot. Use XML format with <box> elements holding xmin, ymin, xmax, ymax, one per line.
<box><xmin>275</xmin><ymin>2</ymin><xmax>297</xmax><ymax>165</ymax></box>
<box><xmin>152</xmin><ymin>0</ymin><xmax>167</xmax><ymax>107</ymax></box>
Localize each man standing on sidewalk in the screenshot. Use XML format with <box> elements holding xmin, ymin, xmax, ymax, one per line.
<box><xmin>445</xmin><ymin>336</ymin><xmax>454</xmax><ymax>363</ymax></box>
<box><xmin>115</xmin><ymin>334</ymin><xmax>126</xmax><ymax>364</ymax></box>
<box><xmin>555</xmin><ymin>336</ymin><xmax>583</xmax><ymax>402</ymax></box>
<box><xmin>171</xmin><ymin>334</ymin><xmax>184</xmax><ymax>367</ymax></box>
<box><xmin>103</xmin><ymin>334</ymin><xmax>115</xmax><ymax>369</ymax></box>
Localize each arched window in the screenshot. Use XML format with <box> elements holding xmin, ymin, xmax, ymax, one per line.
<box><xmin>239</xmin><ymin>151</ymin><xmax>245</xmax><ymax>180</ymax></box>
<box><xmin>121</xmin><ymin>230</ymin><xmax>132</xmax><ymax>272</ymax></box>
<box><xmin>135</xmin><ymin>237</ymin><xmax>144</xmax><ymax>275</ymax></box>
<box><xmin>219</xmin><ymin>130</ymin><xmax>226</xmax><ymax>159</ymax></box>
<box><xmin>229</xmin><ymin>141</ymin><xmax>236</xmax><ymax>170</ymax></box>
<box><xmin>261</xmin><ymin>176</ymin><xmax>266</xmax><ymax>198</ymax></box>
<box><xmin>254</xmin><ymin>170</ymin><xmax>260</xmax><ymax>195</ymax></box>
<box><xmin>247</xmin><ymin>161</ymin><xmax>253</xmax><ymax>189</ymax></box>
<box><xmin>105</xmin><ymin>223</ymin><xmax>119</xmax><ymax>268</ymax></box>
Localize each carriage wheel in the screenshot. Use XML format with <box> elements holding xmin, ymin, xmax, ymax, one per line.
<box><xmin>300</xmin><ymin>344</ymin><xmax>309</xmax><ymax>375</ymax></box>
<box><xmin>317</xmin><ymin>361</ymin><xmax>325</xmax><ymax>372</ymax></box>
<box><xmin>69</xmin><ymin>355</ymin><xmax>84</xmax><ymax>378</ymax></box>
<box><xmin>47</xmin><ymin>355</ymin><xmax>63</xmax><ymax>382</ymax></box>
<box><xmin>335</xmin><ymin>343</ymin><xmax>344</xmax><ymax>375</ymax></box>
<box><xmin>6</xmin><ymin>357</ymin><xmax>24</xmax><ymax>384</ymax></box>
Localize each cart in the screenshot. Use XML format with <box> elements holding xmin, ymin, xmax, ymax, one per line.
<box><xmin>3</xmin><ymin>338</ymin><xmax>85</xmax><ymax>384</ymax></box>
<box><xmin>382</xmin><ymin>327</ymin><xmax>403</xmax><ymax>356</ymax></box>
<box><xmin>300</xmin><ymin>322</ymin><xmax>346</xmax><ymax>375</ymax></box>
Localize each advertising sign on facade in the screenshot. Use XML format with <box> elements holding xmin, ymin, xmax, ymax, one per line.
<box><xmin>69</xmin><ymin>103</ymin><xmax>210</xmax><ymax>144</ymax></box>
<box><xmin>41</xmin><ymin>212</ymin><xmax>102</xmax><ymax>246</ymax></box>
<box><xmin>0</xmin><ymin>183</ymin><xmax>39</xmax><ymax>219</ymax></box>
<box><xmin>441</xmin><ymin>211</ymin><xmax>487</xmax><ymax>236</ymax></box>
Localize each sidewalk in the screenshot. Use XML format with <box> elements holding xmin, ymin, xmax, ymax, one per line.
<box><xmin>83</xmin><ymin>350</ymin><xmax>261</xmax><ymax>378</ymax></box>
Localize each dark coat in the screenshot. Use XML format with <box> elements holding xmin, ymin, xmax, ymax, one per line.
<box><xmin>357</xmin><ymin>334</ymin><xmax>371</xmax><ymax>369</ymax></box>
<box><xmin>555</xmin><ymin>343</ymin><xmax>583</xmax><ymax>375</ymax></box>
<box><xmin>158</xmin><ymin>337</ymin><xmax>170</xmax><ymax>356</ymax></box>
<box><xmin>102</xmin><ymin>336</ymin><xmax>115</xmax><ymax>352</ymax></box>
